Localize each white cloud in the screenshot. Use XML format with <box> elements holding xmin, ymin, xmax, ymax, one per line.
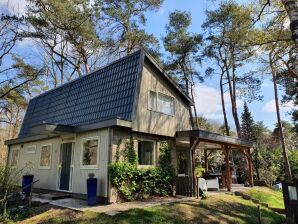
<box><xmin>262</xmin><ymin>99</ymin><xmax>297</xmax><ymax>113</ymax></box>
<box><xmin>0</xmin><ymin>0</ymin><xmax>27</xmax><ymax>15</ymax></box>
<box><xmin>193</xmin><ymin>84</ymin><xmax>243</xmax><ymax>122</ymax></box>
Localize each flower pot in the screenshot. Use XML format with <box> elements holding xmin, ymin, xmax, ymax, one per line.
<box><xmin>22</xmin><ymin>174</ymin><xmax>34</xmax><ymax>197</ymax></box>
<box><xmin>87</xmin><ymin>177</ymin><xmax>97</xmax><ymax>206</ymax></box>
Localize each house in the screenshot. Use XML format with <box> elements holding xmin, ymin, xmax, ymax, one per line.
<box><xmin>5</xmin><ymin>50</ymin><xmax>254</xmax><ymax>204</ymax></box>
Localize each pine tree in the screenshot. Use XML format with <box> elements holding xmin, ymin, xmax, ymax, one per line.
<box><xmin>163</xmin><ymin>10</ymin><xmax>203</xmax><ymax>129</ymax></box>
<box><xmin>240</xmin><ymin>102</ymin><xmax>254</xmax><ymax>140</ymax></box>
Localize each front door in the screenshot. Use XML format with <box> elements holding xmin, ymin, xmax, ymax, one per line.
<box><xmin>59</xmin><ymin>142</ymin><xmax>73</xmax><ymax>191</ymax></box>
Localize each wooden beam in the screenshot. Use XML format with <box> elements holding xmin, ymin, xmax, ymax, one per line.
<box><xmin>204</xmin><ymin>148</ymin><xmax>209</xmax><ymax>172</ymax></box>
<box><xmin>190</xmin><ymin>137</ymin><xmax>200</xmax><ymax>180</ymax></box>
<box><xmin>224</xmin><ymin>145</ymin><xmax>232</xmax><ymax>191</ymax></box>
<box><xmin>247</xmin><ymin>148</ymin><xmax>254</xmax><ymax>187</ymax></box>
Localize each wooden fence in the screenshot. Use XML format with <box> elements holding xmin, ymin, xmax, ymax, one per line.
<box><xmin>175</xmin><ymin>176</ymin><xmax>198</xmax><ymax>198</ymax></box>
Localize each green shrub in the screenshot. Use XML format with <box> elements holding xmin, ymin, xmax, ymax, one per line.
<box><xmin>109</xmin><ymin>141</ymin><xmax>175</xmax><ymax>201</ymax></box>
<box><xmin>124</xmin><ymin>136</ymin><xmax>137</xmax><ymax>165</ymax></box>
<box><xmin>195</xmin><ymin>166</ymin><xmax>205</xmax><ymax>177</ymax></box>
<box><xmin>109</xmin><ymin>162</ymin><xmax>140</xmax><ymax>201</ymax></box>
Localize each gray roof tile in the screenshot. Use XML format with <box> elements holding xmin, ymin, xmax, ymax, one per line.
<box><xmin>19</xmin><ymin>49</ymin><xmax>193</xmax><ymax>138</ymax></box>
<box><xmin>19</xmin><ymin>50</ymin><xmax>142</xmax><ymax>138</ymax></box>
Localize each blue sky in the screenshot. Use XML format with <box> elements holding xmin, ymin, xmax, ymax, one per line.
<box><xmin>0</xmin><ymin>0</ymin><xmax>296</xmax><ymax>131</ymax></box>
<box><xmin>144</xmin><ymin>0</ymin><xmax>295</xmax><ymax>130</ymax></box>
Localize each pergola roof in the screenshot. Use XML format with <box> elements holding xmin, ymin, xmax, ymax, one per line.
<box><xmin>176</xmin><ymin>130</ymin><xmax>254</xmax><ymax>148</ymax></box>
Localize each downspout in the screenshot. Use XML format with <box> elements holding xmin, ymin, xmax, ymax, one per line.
<box><xmin>107</xmin><ymin>127</ymin><xmax>113</xmax><ymax>204</ymax></box>
<box><xmin>6</xmin><ymin>145</ymin><xmax>10</xmax><ymax>167</ymax></box>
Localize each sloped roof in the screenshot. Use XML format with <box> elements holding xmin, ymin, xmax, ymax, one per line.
<box><xmin>18</xmin><ymin>50</ymin><xmax>193</xmax><ymax>138</ymax></box>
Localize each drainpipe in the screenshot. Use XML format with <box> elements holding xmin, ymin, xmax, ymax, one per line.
<box><xmin>6</xmin><ymin>145</ymin><xmax>10</xmax><ymax>167</ymax></box>
<box><xmin>107</xmin><ymin>127</ymin><xmax>113</xmax><ymax>204</ymax></box>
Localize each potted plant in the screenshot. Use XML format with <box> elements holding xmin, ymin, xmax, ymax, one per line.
<box><xmin>196</xmin><ymin>166</ymin><xmax>207</xmax><ymax>193</ymax></box>
<box><xmin>87</xmin><ymin>173</ymin><xmax>97</xmax><ymax>206</ymax></box>
<box><xmin>22</xmin><ymin>173</ymin><xmax>34</xmax><ymax>197</ymax></box>
<box><xmin>22</xmin><ymin>163</ymin><xmax>34</xmax><ymax>197</ymax></box>
<box><xmin>195</xmin><ymin>166</ymin><xmax>205</xmax><ymax>178</ymax></box>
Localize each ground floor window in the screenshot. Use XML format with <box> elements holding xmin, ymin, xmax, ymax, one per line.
<box><xmin>81</xmin><ymin>138</ymin><xmax>99</xmax><ymax>168</ymax></box>
<box><xmin>138</xmin><ymin>140</ymin><xmax>155</xmax><ymax>165</ymax></box>
<box><xmin>39</xmin><ymin>144</ymin><xmax>52</xmax><ymax>168</ymax></box>
<box><xmin>10</xmin><ymin>149</ymin><xmax>19</xmax><ymax>167</ymax></box>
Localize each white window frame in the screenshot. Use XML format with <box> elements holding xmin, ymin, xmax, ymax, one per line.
<box><xmin>26</xmin><ymin>145</ymin><xmax>36</xmax><ymax>154</ymax></box>
<box><xmin>137</xmin><ymin>139</ymin><xmax>157</xmax><ymax>168</ymax></box>
<box><xmin>147</xmin><ymin>90</ymin><xmax>175</xmax><ymax>116</ymax></box>
<box><xmin>39</xmin><ymin>144</ymin><xmax>52</xmax><ymax>169</ymax></box>
<box><xmin>80</xmin><ymin>137</ymin><xmax>100</xmax><ymax>169</ymax></box>
<box><xmin>10</xmin><ymin>148</ymin><xmax>19</xmax><ymax>167</ymax></box>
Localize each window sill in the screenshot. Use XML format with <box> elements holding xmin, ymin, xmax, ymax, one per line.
<box><xmin>80</xmin><ymin>165</ymin><xmax>98</xmax><ymax>170</ymax></box>
<box><xmin>138</xmin><ymin>164</ymin><xmax>156</xmax><ymax>169</ymax></box>
<box><xmin>147</xmin><ymin>108</ymin><xmax>175</xmax><ymax>117</ymax></box>
<box><xmin>39</xmin><ymin>166</ymin><xmax>51</xmax><ymax>170</ymax></box>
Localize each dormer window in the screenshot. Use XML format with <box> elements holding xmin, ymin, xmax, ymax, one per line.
<box><xmin>148</xmin><ymin>91</ymin><xmax>175</xmax><ymax>116</ymax></box>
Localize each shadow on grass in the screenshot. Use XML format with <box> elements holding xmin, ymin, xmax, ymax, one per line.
<box><xmin>27</xmin><ymin>195</ymin><xmax>286</xmax><ymax>224</ymax></box>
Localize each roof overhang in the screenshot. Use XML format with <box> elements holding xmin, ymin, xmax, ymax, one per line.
<box><xmin>5</xmin><ymin>118</ymin><xmax>132</xmax><ymax>146</ymax></box>
<box><xmin>30</xmin><ymin>123</ymin><xmax>75</xmax><ymax>135</ymax></box>
<box><xmin>176</xmin><ymin>130</ymin><xmax>254</xmax><ymax>148</ymax></box>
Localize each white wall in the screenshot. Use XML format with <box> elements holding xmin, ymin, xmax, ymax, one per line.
<box><xmin>8</xmin><ymin>128</ymin><xmax>110</xmax><ymax>197</ymax></box>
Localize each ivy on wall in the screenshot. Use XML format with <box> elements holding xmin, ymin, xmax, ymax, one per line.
<box><xmin>109</xmin><ymin>140</ymin><xmax>175</xmax><ymax>201</ymax></box>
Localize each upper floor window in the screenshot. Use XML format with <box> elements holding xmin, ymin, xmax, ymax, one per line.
<box><xmin>148</xmin><ymin>91</ymin><xmax>175</xmax><ymax>116</ymax></box>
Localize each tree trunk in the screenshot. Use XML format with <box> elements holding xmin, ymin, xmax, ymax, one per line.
<box><xmin>181</xmin><ymin>63</ymin><xmax>196</xmax><ymax>129</ymax></box>
<box><xmin>254</xmin><ymin>146</ymin><xmax>260</xmax><ymax>181</ymax></box>
<box><xmin>270</xmin><ymin>54</ymin><xmax>293</xmax><ymax>181</ymax></box>
<box><xmin>220</xmin><ymin>72</ymin><xmax>230</xmax><ymax>136</ymax></box>
<box><xmin>282</xmin><ymin>0</ymin><xmax>298</xmax><ymax>45</ymax></box>
<box><xmin>226</xmin><ymin>65</ymin><xmax>241</xmax><ymax>137</ymax></box>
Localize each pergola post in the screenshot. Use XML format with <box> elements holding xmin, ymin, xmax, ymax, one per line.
<box><xmin>190</xmin><ymin>137</ymin><xmax>199</xmax><ymax>180</ymax></box>
<box><xmin>224</xmin><ymin>144</ymin><xmax>232</xmax><ymax>191</ymax></box>
<box><xmin>204</xmin><ymin>149</ymin><xmax>208</xmax><ymax>172</ymax></box>
<box><xmin>247</xmin><ymin>148</ymin><xmax>254</xmax><ymax>187</ymax></box>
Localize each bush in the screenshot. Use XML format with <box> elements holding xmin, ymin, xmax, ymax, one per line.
<box><xmin>0</xmin><ymin>163</ymin><xmax>33</xmax><ymax>219</ymax></box>
<box><xmin>195</xmin><ymin>166</ymin><xmax>205</xmax><ymax>177</ymax></box>
<box><xmin>289</xmin><ymin>150</ymin><xmax>298</xmax><ymax>177</ymax></box>
<box><xmin>109</xmin><ymin>141</ymin><xmax>175</xmax><ymax>201</ymax></box>
<box><xmin>109</xmin><ymin>162</ymin><xmax>140</xmax><ymax>201</ymax></box>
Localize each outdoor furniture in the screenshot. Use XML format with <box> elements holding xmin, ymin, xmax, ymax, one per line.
<box><xmin>206</xmin><ymin>177</ymin><xmax>220</xmax><ymax>191</ymax></box>
<box><xmin>198</xmin><ymin>178</ymin><xmax>207</xmax><ymax>192</ymax></box>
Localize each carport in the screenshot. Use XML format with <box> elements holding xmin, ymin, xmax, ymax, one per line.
<box><xmin>174</xmin><ymin>130</ymin><xmax>254</xmax><ymax>195</ymax></box>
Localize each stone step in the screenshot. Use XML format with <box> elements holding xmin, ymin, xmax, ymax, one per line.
<box><xmin>38</xmin><ymin>192</ymin><xmax>71</xmax><ymax>200</ymax></box>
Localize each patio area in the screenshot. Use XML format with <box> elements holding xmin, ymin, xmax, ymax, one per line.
<box><xmin>32</xmin><ymin>193</ymin><xmax>196</xmax><ymax>216</ymax></box>
<box><xmin>174</xmin><ymin>129</ymin><xmax>254</xmax><ymax>196</ymax></box>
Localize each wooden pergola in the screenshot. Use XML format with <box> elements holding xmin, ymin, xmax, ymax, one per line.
<box><xmin>176</xmin><ymin>130</ymin><xmax>254</xmax><ymax>191</ymax></box>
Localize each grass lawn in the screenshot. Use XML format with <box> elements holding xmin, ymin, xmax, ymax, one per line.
<box><xmin>243</xmin><ymin>187</ymin><xmax>284</xmax><ymax>209</ymax></box>
<box><xmin>12</xmin><ymin>193</ymin><xmax>285</xmax><ymax>224</ymax></box>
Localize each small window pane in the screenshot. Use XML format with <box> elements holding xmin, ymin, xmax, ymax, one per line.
<box><xmin>138</xmin><ymin>141</ymin><xmax>154</xmax><ymax>165</ymax></box>
<box><xmin>26</xmin><ymin>146</ymin><xmax>36</xmax><ymax>154</ymax></box>
<box><xmin>288</xmin><ymin>186</ymin><xmax>297</xmax><ymax>200</ymax></box>
<box><xmin>158</xmin><ymin>94</ymin><xmax>174</xmax><ymax>115</ymax></box>
<box><xmin>11</xmin><ymin>149</ymin><xmax>19</xmax><ymax>166</ymax></box>
<box><xmin>40</xmin><ymin>145</ymin><xmax>51</xmax><ymax>167</ymax></box>
<box><xmin>82</xmin><ymin>139</ymin><xmax>98</xmax><ymax>166</ymax></box>
<box><xmin>149</xmin><ymin>91</ymin><xmax>157</xmax><ymax>111</ymax></box>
